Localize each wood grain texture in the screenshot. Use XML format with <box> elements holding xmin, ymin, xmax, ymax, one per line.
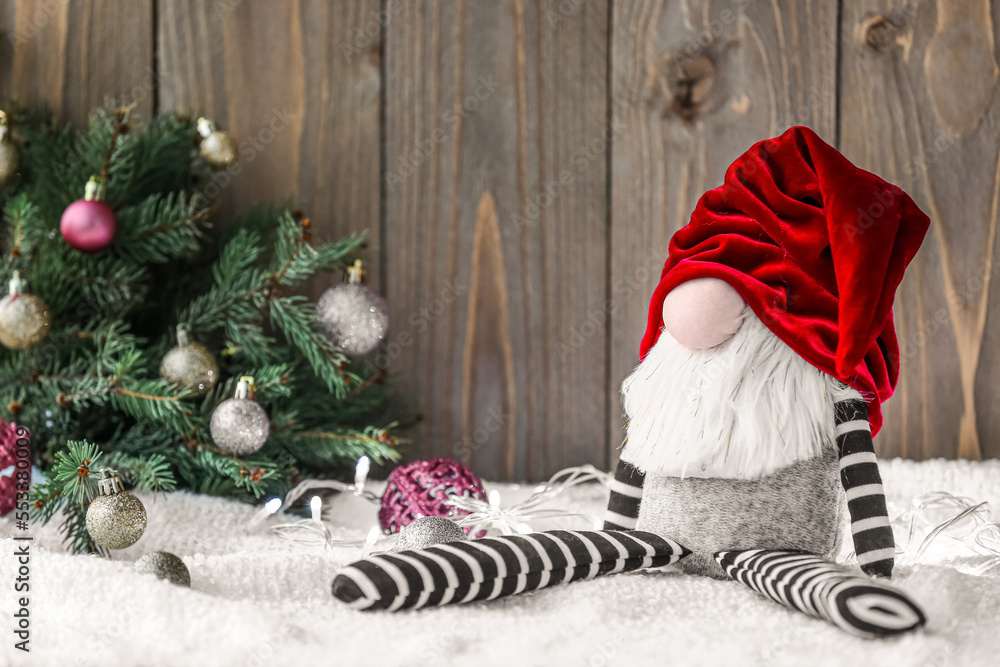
<box><xmin>157</xmin><ymin>0</ymin><xmax>382</xmax><ymax>296</ymax></box>
<box><xmin>384</xmin><ymin>0</ymin><xmax>610</xmax><ymax>480</ymax></box>
<box><xmin>0</xmin><ymin>0</ymin><xmax>155</xmax><ymax>126</ymax></box>
<box><xmin>840</xmin><ymin>0</ymin><xmax>1000</xmax><ymax>460</ymax></box>
<box><xmin>608</xmin><ymin>0</ymin><xmax>839</xmax><ymax>461</ymax></box>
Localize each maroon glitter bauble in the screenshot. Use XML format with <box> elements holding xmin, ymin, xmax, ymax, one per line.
<box><xmin>0</xmin><ymin>418</ymin><xmax>29</xmax><ymax>516</ymax></box>
<box><xmin>60</xmin><ymin>199</ymin><xmax>117</xmax><ymax>253</ymax></box>
<box><xmin>378</xmin><ymin>458</ymin><xmax>487</xmax><ymax>535</ymax></box>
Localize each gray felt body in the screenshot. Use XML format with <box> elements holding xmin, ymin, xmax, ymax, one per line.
<box><xmin>635</xmin><ymin>444</ymin><xmax>845</xmax><ymax>579</ymax></box>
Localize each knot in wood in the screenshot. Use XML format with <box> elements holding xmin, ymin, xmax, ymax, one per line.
<box><xmin>864</xmin><ymin>16</ymin><xmax>900</xmax><ymax>53</ymax></box>
<box><xmin>666</xmin><ymin>55</ymin><xmax>716</xmax><ymax>120</ymax></box>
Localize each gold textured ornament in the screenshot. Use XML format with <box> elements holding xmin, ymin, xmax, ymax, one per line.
<box><xmin>0</xmin><ymin>111</ymin><xmax>18</xmax><ymax>184</ymax></box>
<box><xmin>160</xmin><ymin>329</ymin><xmax>219</xmax><ymax>396</ymax></box>
<box><xmin>134</xmin><ymin>551</ymin><xmax>191</xmax><ymax>587</ymax></box>
<box><xmin>86</xmin><ymin>468</ymin><xmax>147</xmax><ymax>550</ymax></box>
<box><xmin>197</xmin><ymin>117</ymin><xmax>238</xmax><ymax>169</ymax></box>
<box><xmin>0</xmin><ymin>271</ymin><xmax>51</xmax><ymax>350</ymax></box>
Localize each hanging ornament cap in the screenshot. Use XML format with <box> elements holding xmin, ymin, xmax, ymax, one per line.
<box><xmin>235</xmin><ymin>375</ymin><xmax>254</xmax><ymax>399</ymax></box>
<box><xmin>84</xmin><ymin>175</ymin><xmax>105</xmax><ymax>202</ymax></box>
<box><xmin>97</xmin><ymin>468</ymin><xmax>126</xmax><ymax>495</ymax></box>
<box><xmin>346</xmin><ymin>259</ymin><xmax>367</xmax><ymax>285</ymax></box>
<box><xmin>8</xmin><ymin>270</ymin><xmax>23</xmax><ymax>296</ymax></box>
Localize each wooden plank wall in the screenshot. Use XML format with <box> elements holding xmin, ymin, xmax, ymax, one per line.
<box><xmin>1</xmin><ymin>0</ymin><xmax>997</xmax><ymax>480</ymax></box>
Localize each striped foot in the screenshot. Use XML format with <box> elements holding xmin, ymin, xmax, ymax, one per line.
<box><xmin>715</xmin><ymin>550</ymin><xmax>925</xmax><ymax>638</ymax></box>
<box><xmin>334</xmin><ymin>529</ymin><xmax>689</xmax><ymax>611</ymax></box>
<box><xmin>604</xmin><ymin>459</ymin><xmax>644</xmax><ymax>530</ymax></box>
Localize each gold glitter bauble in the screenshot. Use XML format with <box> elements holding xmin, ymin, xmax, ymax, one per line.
<box><xmin>0</xmin><ymin>137</ymin><xmax>18</xmax><ymax>184</ymax></box>
<box><xmin>0</xmin><ymin>292</ymin><xmax>51</xmax><ymax>350</ymax></box>
<box><xmin>200</xmin><ymin>130</ymin><xmax>238</xmax><ymax>169</ymax></box>
<box><xmin>86</xmin><ymin>492</ymin><xmax>146</xmax><ymax>549</ymax></box>
<box><xmin>134</xmin><ymin>551</ymin><xmax>190</xmax><ymax>587</ymax></box>
<box><xmin>160</xmin><ymin>341</ymin><xmax>219</xmax><ymax>396</ymax></box>
<box><xmin>393</xmin><ymin>516</ymin><xmax>467</xmax><ymax>552</ymax></box>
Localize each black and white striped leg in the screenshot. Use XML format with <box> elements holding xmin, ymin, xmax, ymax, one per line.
<box><xmin>333</xmin><ymin>530</ymin><xmax>691</xmax><ymax>611</ymax></box>
<box><xmin>715</xmin><ymin>550</ymin><xmax>925</xmax><ymax>638</ymax></box>
<box><xmin>834</xmin><ymin>396</ymin><xmax>895</xmax><ymax>578</ymax></box>
<box><xmin>604</xmin><ymin>459</ymin><xmax>644</xmax><ymax>530</ymax></box>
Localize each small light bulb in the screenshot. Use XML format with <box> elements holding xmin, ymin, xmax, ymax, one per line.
<box><xmin>265</xmin><ymin>498</ymin><xmax>282</xmax><ymax>514</ymax></box>
<box><xmin>310</xmin><ymin>495</ymin><xmax>322</xmax><ymax>523</ymax></box>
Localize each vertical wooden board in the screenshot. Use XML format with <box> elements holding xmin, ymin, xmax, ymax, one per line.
<box><xmin>384</xmin><ymin>0</ymin><xmax>609</xmax><ymax>481</ymax></box>
<box><xmin>840</xmin><ymin>0</ymin><xmax>1000</xmax><ymax>460</ymax></box>
<box><xmin>608</xmin><ymin>0</ymin><xmax>838</xmax><ymax>459</ymax></box>
<box><xmin>157</xmin><ymin>0</ymin><xmax>382</xmax><ymax>295</ymax></box>
<box><xmin>1</xmin><ymin>0</ymin><xmax>155</xmax><ymax>126</ymax></box>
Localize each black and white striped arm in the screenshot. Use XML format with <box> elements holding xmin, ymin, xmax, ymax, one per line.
<box><xmin>604</xmin><ymin>459</ymin><xmax>645</xmax><ymax>530</ymax></box>
<box><xmin>332</xmin><ymin>530</ymin><xmax>689</xmax><ymax>611</ymax></box>
<box><xmin>835</xmin><ymin>396</ymin><xmax>895</xmax><ymax>578</ymax></box>
<box><xmin>715</xmin><ymin>550</ymin><xmax>925</xmax><ymax>638</ymax></box>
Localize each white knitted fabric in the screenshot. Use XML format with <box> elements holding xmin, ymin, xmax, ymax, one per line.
<box><xmin>1</xmin><ymin>458</ymin><xmax>999</xmax><ymax>667</ymax></box>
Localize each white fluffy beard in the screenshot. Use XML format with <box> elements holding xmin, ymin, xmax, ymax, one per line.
<box><xmin>619</xmin><ymin>309</ymin><xmax>858</xmax><ymax>480</ymax></box>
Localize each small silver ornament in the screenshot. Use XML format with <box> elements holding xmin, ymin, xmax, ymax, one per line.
<box><xmin>134</xmin><ymin>551</ymin><xmax>191</xmax><ymax>587</ymax></box>
<box><xmin>393</xmin><ymin>516</ymin><xmax>468</xmax><ymax>552</ymax></box>
<box><xmin>317</xmin><ymin>260</ymin><xmax>388</xmax><ymax>357</ymax></box>
<box><xmin>210</xmin><ymin>376</ymin><xmax>269</xmax><ymax>454</ymax></box>
<box><xmin>86</xmin><ymin>469</ymin><xmax>147</xmax><ymax>550</ymax></box>
<box><xmin>197</xmin><ymin>117</ymin><xmax>238</xmax><ymax>169</ymax></box>
<box><xmin>0</xmin><ymin>271</ymin><xmax>51</xmax><ymax>351</ymax></box>
<box><xmin>160</xmin><ymin>329</ymin><xmax>218</xmax><ymax>396</ymax></box>
<box><xmin>0</xmin><ymin>111</ymin><xmax>18</xmax><ymax>184</ymax></box>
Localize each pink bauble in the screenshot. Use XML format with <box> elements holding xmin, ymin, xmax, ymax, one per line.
<box><xmin>60</xmin><ymin>199</ymin><xmax>117</xmax><ymax>253</ymax></box>
<box><xmin>378</xmin><ymin>458</ymin><xmax>487</xmax><ymax>535</ymax></box>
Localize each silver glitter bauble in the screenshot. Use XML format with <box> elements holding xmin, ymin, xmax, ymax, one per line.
<box><xmin>393</xmin><ymin>516</ymin><xmax>468</xmax><ymax>552</ymax></box>
<box><xmin>134</xmin><ymin>551</ymin><xmax>191</xmax><ymax>587</ymax></box>
<box><xmin>0</xmin><ymin>273</ymin><xmax>51</xmax><ymax>350</ymax></box>
<box><xmin>210</xmin><ymin>378</ymin><xmax>269</xmax><ymax>454</ymax></box>
<box><xmin>197</xmin><ymin>117</ymin><xmax>238</xmax><ymax>169</ymax></box>
<box><xmin>160</xmin><ymin>336</ymin><xmax>218</xmax><ymax>396</ymax></box>
<box><xmin>317</xmin><ymin>260</ymin><xmax>388</xmax><ymax>357</ymax></box>
<box><xmin>86</xmin><ymin>469</ymin><xmax>146</xmax><ymax>550</ymax></box>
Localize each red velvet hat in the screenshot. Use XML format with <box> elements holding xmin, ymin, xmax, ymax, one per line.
<box><xmin>640</xmin><ymin>126</ymin><xmax>930</xmax><ymax>435</ymax></box>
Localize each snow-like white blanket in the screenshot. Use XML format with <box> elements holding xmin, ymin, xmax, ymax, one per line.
<box><xmin>2</xmin><ymin>458</ymin><xmax>999</xmax><ymax>667</ymax></box>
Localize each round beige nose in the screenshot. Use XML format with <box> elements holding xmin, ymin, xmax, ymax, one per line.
<box><xmin>662</xmin><ymin>277</ymin><xmax>746</xmax><ymax>349</ymax></box>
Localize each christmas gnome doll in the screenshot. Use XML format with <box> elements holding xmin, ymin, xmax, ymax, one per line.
<box><xmin>332</xmin><ymin>127</ymin><xmax>928</xmax><ymax>638</ymax></box>
<box><xmin>604</xmin><ymin>125</ymin><xmax>929</xmax><ymax>633</ymax></box>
